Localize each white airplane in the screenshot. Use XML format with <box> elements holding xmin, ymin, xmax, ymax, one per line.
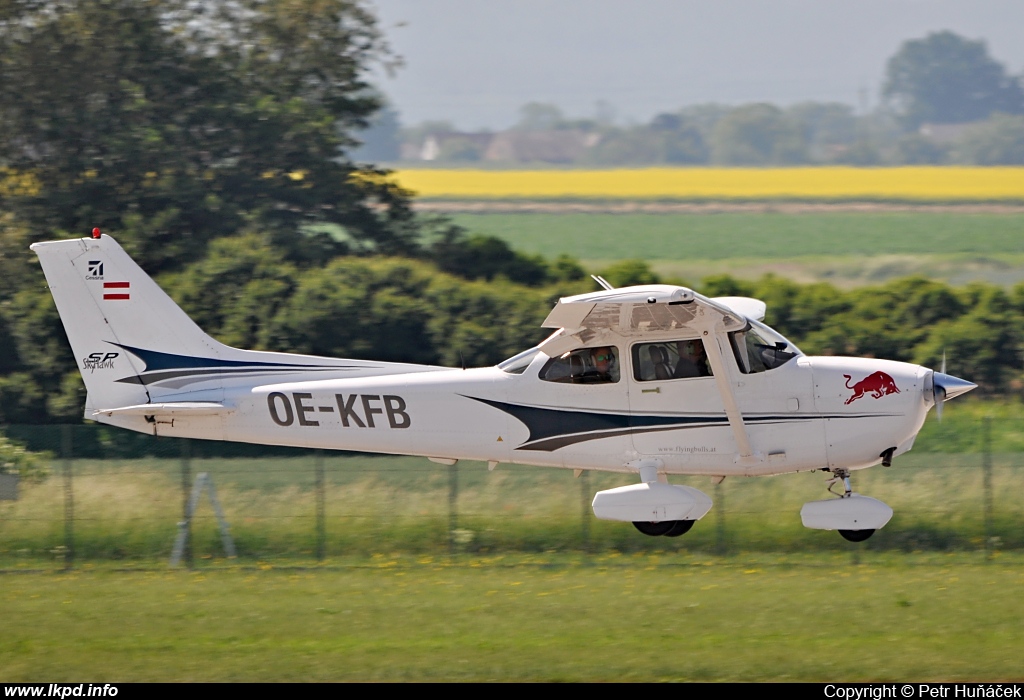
<box><xmin>33</xmin><ymin>231</ymin><xmax>976</xmax><ymax>542</ymax></box>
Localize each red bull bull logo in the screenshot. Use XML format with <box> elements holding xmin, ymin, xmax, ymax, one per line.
<box><xmin>844</xmin><ymin>372</ymin><xmax>900</xmax><ymax>405</ymax></box>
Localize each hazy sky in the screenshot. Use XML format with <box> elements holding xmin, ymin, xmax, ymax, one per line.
<box><xmin>367</xmin><ymin>0</ymin><xmax>1024</xmax><ymax>130</ymax></box>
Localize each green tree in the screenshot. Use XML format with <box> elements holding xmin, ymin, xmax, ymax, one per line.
<box><xmin>914</xmin><ymin>286</ymin><xmax>1021</xmax><ymax>394</ymax></box>
<box><xmin>584</xmin><ymin>114</ymin><xmax>708</xmax><ymax>166</ymax></box>
<box><xmin>429</xmin><ymin>229</ymin><xmax>552</xmax><ymax>286</ymax></box>
<box><xmin>516</xmin><ymin>102</ymin><xmax>566</xmax><ymax>131</ymax></box>
<box><xmin>786</xmin><ymin>102</ymin><xmax>858</xmax><ymax>163</ymax></box>
<box><xmin>350</xmin><ymin>104</ymin><xmax>403</xmax><ymax>163</ymax></box>
<box><xmin>952</xmin><ymin>114</ymin><xmax>1024</xmax><ymax>165</ymax></box>
<box><xmin>0</xmin><ymin>431</ymin><xmax>49</xmax><ymax>483</ymax></box>
<box><xmin>598</xmin><ymin>260</ymin><xmax>660</xmax><ymax>288</ymax></box>
<box><xmin>894</xmin><ymin>134</ymin><xmax>950</xmax><ymax>164</ymax></box>
<box><xmin>710</xmin><ymin>104</ymin><xmax>806</xmax><ymax>165</ymax></box>
<box><xmin>0</xmin><ymin>0</ymin><xmax>418</xmax><ymax>271</ymax></box>
<box><xmin>166</xmin><ymin>235</ymin><xmax>302</xmax><ymax>350</ymax></box>
<box><xmin>883</xmin><ymin>31</ymin><xmax>1024</xmax><ymax>129</ymax></box>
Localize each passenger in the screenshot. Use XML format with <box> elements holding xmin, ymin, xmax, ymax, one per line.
<box><xmin>674</xmin><ymin>340</ymin><xmax>712</xmax><ymax>378</ymax></box>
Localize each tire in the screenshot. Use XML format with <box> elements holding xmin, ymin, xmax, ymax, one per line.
<box><xmin>663</xmin><ymin>520</ymin><xmax>695</xmax><ymax>537</ymax></box>
<box><xmin>838</xmin><ymin>529</ymin><xmax>875</xmax><ymax>542</ymax></box>
<box><xmin>633</xmin><ymin>521</ymin><xmax>675</xmax><ymax>536</ymax></box>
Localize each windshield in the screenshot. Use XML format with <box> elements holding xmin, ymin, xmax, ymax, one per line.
<box><xmin>498</xmin><ymin>347</ymin><xmax>541</xmax><ymax>374</ymax></box>
<box><xmin>729</xmin><ymin>321</ymin><xmax>801</xmax><ymax>374</ymax></box>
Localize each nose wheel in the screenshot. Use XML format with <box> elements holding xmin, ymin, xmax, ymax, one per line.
<box><xmin>806</xmin><ymin>466</ymin><xmax>880</xmax><ymax>544</ymax></box>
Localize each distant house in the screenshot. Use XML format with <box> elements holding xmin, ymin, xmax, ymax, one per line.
<box><xmin>400</xmin><ymin>128</ymin><xmax>601</xmax><ymax>164</ymax></box>
<box><xmin>918</xmin><ymin>122</ymin><xmax>979</xmax><ymax>144</ymax></box>
<box><xmin>483</xmin><ymin>130</ymin><xmax>600</xmax><ymax>164</ymax></box>
<box><xmin>404</xmin><ymin>132</ymin><xmax>496</xmax><ymax>161</ymax></box>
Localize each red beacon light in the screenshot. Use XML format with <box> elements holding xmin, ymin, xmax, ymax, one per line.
<box><xmin>92</xmin><ymin>228</ymin><xmax>101</xmax><ymax>239</ymax></box>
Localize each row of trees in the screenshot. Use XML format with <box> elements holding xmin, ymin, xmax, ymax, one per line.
<box><xmin>2</xmin><ymin>234</ymin><xmax>1022</xmax><ymax>424</ymax></box>
<box><xmin>393</xmin><ymin>101</ymin><xmax>1024</xmax><ymax>167</ymax></box>
<box><xmin>384</xmin><ymin>31</ymin><xmax>1024</xmax><ymax>166</ymax></box>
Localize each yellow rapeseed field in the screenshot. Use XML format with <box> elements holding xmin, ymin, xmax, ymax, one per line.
<box><xmin>393</xmin><ymin>167</ymin><xmax>1024</xmax><ymax>200</ymax></box>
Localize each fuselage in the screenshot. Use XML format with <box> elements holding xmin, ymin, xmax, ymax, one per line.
<box><xmin>99</xmin><ymin>329</ymin><xmax>932</xmax><ymax>478</ymax></box>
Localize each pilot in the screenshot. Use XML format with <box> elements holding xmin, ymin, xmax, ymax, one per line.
<box><xmin>588</xmin><ymin>346</ymin><xmax>618</xmax><ymax>382</ymax></box>
<box><xmin>674</xmin><ymin>340</ymin><xmax>712</xmax><ymax>378</ymax></box>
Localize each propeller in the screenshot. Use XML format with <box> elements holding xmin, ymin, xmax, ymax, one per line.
<box><xmin>928</xmin><ymin>351</ymin><xmax>977</xmax><ymax>421</ymax></box>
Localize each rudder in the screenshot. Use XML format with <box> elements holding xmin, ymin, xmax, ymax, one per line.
<box><xmin>31</xmin><ymin>234</ymin><xmax>230</xmax><ymax>414</ymax></box>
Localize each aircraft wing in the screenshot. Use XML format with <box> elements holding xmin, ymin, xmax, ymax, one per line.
<box><xmin>540</xmin><ymin>285</ymin><xmax>761</xmax><ymax>355</ymax></box>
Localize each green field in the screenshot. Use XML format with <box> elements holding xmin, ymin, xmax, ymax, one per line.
<box><xmin>449</xmin><ymin>212</ymin><xmax>1024</xmax><ymax>286</ymax></box>
<box><xmin>3</xmin><ymin>554</ymin><xmax>1024</xmax><ymax>681</ymax></box>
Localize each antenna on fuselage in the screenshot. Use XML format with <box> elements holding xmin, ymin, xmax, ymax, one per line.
<box><xmin>591</xmin><ymin>275</ymin><xmax>614</xmax><ymax>290</ymax></box>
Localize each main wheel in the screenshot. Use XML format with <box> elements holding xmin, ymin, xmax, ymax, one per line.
<box><xmin>839</xmin><ymin>529</ymin><xmax>875</xmax><ymax>542</ymax></box>
<box><xmin>633</xmin><ymin>521</ymin><xmax>675</xmax><ymax>536</ymax></box>
<box><xmin>664</xmin><ymin>520</ymin><xmax>695</xmax><ymax>537</ymax></box>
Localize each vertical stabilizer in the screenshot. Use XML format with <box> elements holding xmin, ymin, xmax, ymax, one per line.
<box><xmin>31</xmin><ymin>235</ymin><xmax>229</xmax><ymax>413</ymax></box>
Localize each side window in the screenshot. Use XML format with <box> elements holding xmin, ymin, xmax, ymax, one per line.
<box><xmin>540</xmin><ymin>346</ymin><xmax>620</xmax><ymax>384</ymax></box>
<box><xmin>632</xmin><ymin>340</ymin><xmax>713</xmax><ymax>381</ymax></box>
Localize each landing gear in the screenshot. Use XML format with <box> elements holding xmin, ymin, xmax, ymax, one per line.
<box><xmin>800</xmin><ymin>468</ymin><xmax>893</xmax><ymax>542</ymax></box>
<box><xmin>826</xmin><ymin>468</ymin><xmax>853</xmax><ymax>498</ymax></box>
<box><xmin>839</xmin><ymin>529</ymin><xmax>875</xmax><ymax>542</ymax></box>
<box><xmin>827</xmin><ymin>468</ymin><xmax>876</xmax><ymax>541</ymax></box>
<box><xmin>632</xmin><ymin>520</ymin><xmax>694</xmax><ymax>537</ymax></box>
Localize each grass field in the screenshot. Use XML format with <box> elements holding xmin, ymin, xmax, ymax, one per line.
<box><xmin>3</xmin><ymin>553</ymin><xmax>1024</xmax><ymax>681</ymax></box>
<box><xmin>394</xmin><ymin>167</ymin><xmax>1024</xmax><ymax>201</ymax></box>
<box><xmin>3</xmin><ymin>407</ymin><xmax>1021</xmax><ymax>681</ymax></box>
<box><xmin>2</xmin><ymin>425</ymin><xmax>1021</xmax><ymax>561</ymax></box>
<box><xmin>449</xmin><ymin>211</ymin><xmax>1024</xmax><ymax>286</ymax></box>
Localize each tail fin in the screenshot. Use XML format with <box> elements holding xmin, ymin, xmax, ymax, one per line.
<box><xmin>33</xmin><ymin>233</ymin><xmax>446</xmax><ymax>423</ymax></box>
<box><xmin>31</xmin><ymin>234</ymin><xmax>231</xmax><ymax>413</ymax></box>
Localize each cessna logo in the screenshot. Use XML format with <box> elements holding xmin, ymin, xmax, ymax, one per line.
<box><xmin>844</xmin><ymin>372</ymin><xmax>900</xmax><ymax>405</ymax></box>
<box><xmin>86</xmin><ymin>261</ymin><xmax>104</xmax><ymax>280</ymax></box>
<box><xmin>82</xmin><ymin>352</ymin><xmax>118</xmax><ymax>372</ymax></box>
<box><xmin>267</xmin><ymin>392</ymin><xmax>410</xmax><ymax>429</ymax></box>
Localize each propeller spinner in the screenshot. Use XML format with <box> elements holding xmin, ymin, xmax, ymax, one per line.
<box><xmin>927</xmin><ymin>368</ymin><xmax>977</xmax><ymax>420</ymax></box>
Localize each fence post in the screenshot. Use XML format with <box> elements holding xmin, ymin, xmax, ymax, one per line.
<box><xmin>180</xmin><ymin>439</ymin><xmax>193</xmax><ymax>569</ymax></box>
<box><xmin>61</xmin><ymin>424</ymin><xmax>74</xmax><ymax>571</ymax></box>
<box><xmin>315</xmin><ymin>450</ymin><xmax>325</xmax><ymax>562</ymax></box>
<box><xmin>982</xmin><ymin>415</ymin><xmax>993</xmax><ymax>561</ymax></box>
<box><xmin>448</xmin><ymin>462</ymin><xmax>458</xmax><ymax>555</ymax></box>
<box><xmin>579</xmin><ymin>471</ymin><xmax>591</xmax><ymax>552</ymax></box>
<box><xmin>714</xmin><ymin>479</ymin><xmax>727</xmax><ymax>556</ymax></box>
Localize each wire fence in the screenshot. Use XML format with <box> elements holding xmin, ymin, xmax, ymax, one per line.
<box><xmin>0</xmin><ymin>423</ymin><xmax>1020</xmax><ymax>569</ymax></box>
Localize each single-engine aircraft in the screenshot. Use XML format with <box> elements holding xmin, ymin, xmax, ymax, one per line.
<box><xmin>33</xmin><ymin>231</ymin><xmax>977</xmax><ymax>542</ymax></box>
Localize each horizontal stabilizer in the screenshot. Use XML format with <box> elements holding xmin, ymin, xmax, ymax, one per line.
<box><xmin>92</xmin><ymin>402</ymin><xmax>234</xmax><ymax>418</ymax></box>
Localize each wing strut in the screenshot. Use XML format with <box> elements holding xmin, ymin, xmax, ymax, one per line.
<box><xmin>701</xmin><ymin>333</ymin><xmax>755</xmax><ymax>461</ymax></box>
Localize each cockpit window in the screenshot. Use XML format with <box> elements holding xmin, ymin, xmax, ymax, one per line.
<box><xmin>539</xmin><ymin>346</ymin><xmax>620</xmax><ymax>384</ymax></box>
<box><xmin>729</xmin><ymin>322</ymin><xmax>799</xmax><ymax>374</ymax></box>
<box><xmin>498</xmin><ymin>347</ymin><xmax>541</xmax><ymax>374</ymax></box>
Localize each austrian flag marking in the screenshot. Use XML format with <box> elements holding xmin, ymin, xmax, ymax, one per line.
<box><xmin>103</xmin><ymin>281</ymin><xmax>130</xmax><ymax>300</ymax></box>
